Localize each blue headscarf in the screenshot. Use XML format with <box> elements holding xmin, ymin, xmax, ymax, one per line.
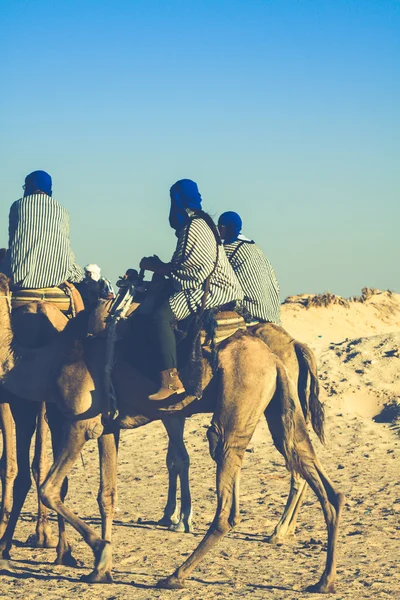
<box><xmin>218</xmin><ymin>211</ymin><xmax>242</xmax><ymax>244</ymax></box>
<box><xmin>24</xmin><ymin>170</ymin><xmax>52</xmax><ymax>197</ymax></box>
<box><xmin>169</xmin><ymin>179</ymin><xmax>202</xmax><ymax>231</ymax></box>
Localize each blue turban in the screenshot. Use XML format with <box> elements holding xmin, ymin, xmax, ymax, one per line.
<box><xmin>218</xmin><ymin>211</ymin><xmax>242</xmax><ymax>244</ymax></box>
<box><xmin>24</xmin><ymin>170</ymin><xmax>52</xmax><ymax>197</ymax></box>
<box><xmin>169</xmin><ymin>179</ymin><xmax>202</xmax><ymax>231</ymax></box>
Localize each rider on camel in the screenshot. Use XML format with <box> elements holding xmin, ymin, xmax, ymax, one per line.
<box><xmin>140</xmin><ymin>179</ymin><xmax>244</xmax><ymax>401</ymax></box>
<box><xmin>218</xmin><ymin>211</ymin><xmax>281</xmax><ymax>325</ymax></box>
<box><xmin>2</xmin><ymin>170</ymin><xmax>83</xmax><ymax>290</ymax></box>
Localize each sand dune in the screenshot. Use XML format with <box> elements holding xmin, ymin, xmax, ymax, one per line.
<box><xmin>0</xmin><ymin>288</ymin><xmax>399</xmax><ymax>599</ymax></box>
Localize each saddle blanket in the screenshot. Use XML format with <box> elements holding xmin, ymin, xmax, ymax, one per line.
<box><xmin>11</xmin><ymin>286</ymin><xmax>72</xmax><ymax>313</ymax></box>
<box><xmin>200</xmin><ymin>310</ymin><xmax>247</xmax><ymax>346</ymax></box>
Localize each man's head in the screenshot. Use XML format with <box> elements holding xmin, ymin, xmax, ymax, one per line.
<box><xmin>169</xmin><ymin>179</ymin><xmax>202</xmax><ymax>231</ymax></box>
<box><xmin>84</xmin><ymin>264</ymin><xmax>101</xmax><ymax>282</ymax></box>
<box><xmin>218</xmin><ymin>211</ymin><xmax>242</xmax><ymax>243</ymax></box>
<box><xmin>24</xmin><ymin>171</ymin><xmax>52</xmax><ymax>197</ymax></box>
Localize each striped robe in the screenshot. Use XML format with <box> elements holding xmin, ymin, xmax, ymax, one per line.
<box><xmin>169</xmin><ymin>217</ymin><xmax>244</xmax><ymax>320</ymax></box>
<box><xmin>223</xmin><ymin>237</ymin><xmax>281</xmax><ymax>324</ymax></box>
<box><xmin>2</xmin><ymin>194</ymin><xmax>84</xmax><ymax>289</ymax></box>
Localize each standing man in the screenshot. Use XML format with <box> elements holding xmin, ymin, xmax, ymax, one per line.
<box><xmin>2</xmin><ymin>170</ymin><xmax>84</xmax><ymax>289</ymax></box>
<box><xmin>218</xmin><ymin>211</ymin><xmax>281</xmax><ymax>325</ymax></box>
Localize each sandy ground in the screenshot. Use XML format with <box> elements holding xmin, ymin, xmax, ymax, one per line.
<box><xmin>0</xmin><ymin>289</ymin><xmax>399</xmax><ymax>599</ymax></box>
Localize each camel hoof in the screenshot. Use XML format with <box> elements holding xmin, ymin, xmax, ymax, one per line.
<box><xmin>168</xmin><ymin>521</ymin><xmax>192</xmax><ymax>534</ymax></box>
<box><xmin>26</xmin><ymin>532</ymin><xmax>57</xmax><ymax>549</ymax></box>
<box><xmin>158</xmin><ymin>516</ymin><xmax>177</xmax><ymax>527</ymax></box>
<box><xmin>306</xmin><ymin>581</ymin><xmax>336</xmax><ymax>594</ymax></box>
<box><xmin>264</xmin><ymin>534</ymin><xmax>285</xmax><ymax>545</ymax></box>
<box><xmin>1</xmin><ymin>549</ymin><xmax>11</xmax><ymax>561</ymax></box>
<box><xmin>80</xmin><ymin>570</ymin><xmax>113</xmax><ymax>584</ymax></box>
<box><xmin>54</xmin><ymin>550</ymin><xmax>78</xmax><ymax>567</ymax></box>
<box><xmin>156</xmin><ymin>575</ymin><xmax>185</xmax><ymax>589</ymax></box>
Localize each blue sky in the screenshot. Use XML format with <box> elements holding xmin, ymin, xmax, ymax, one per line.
<box><xmin>1</xmin><ymin>0</ymin><xmax>398</xmax><ymax>299</ymax></box>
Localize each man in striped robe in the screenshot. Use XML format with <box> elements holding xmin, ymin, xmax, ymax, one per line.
<box><xmin>139</xmin><ymin>179</ymin><xmax>244</xmax><ymax>401</ymax></box>
<box><xmin>2</xmin><ymin>171</ymin><xmax>84</xmax><ymax>290</ymax></box>
<box><xmin>218</xmin><ymin>211</ymin><xmax>281</xmax><ymax>325</ymax></box>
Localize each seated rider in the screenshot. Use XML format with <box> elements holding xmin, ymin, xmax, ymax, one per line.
<box><xmin>140</xmin><ymin>179</ymin><xmax>244</xmax><ymax>401</ymax></box>
<box><xmin>78</xmin><ymin>263</ymin><xmax>115</xmax><ymax>310</ymax></box>
<box><xmin>2</xmin><ymin>170</ymin><xmax>84</xmax><ymax>292</ymax></box>
<box><xmin>218</xmin><ymin>211</ymin><xmax>281</xmax><ymax>325</ymax></box>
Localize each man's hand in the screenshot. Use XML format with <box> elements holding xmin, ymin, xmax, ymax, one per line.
<box><xmin>139</xmin><ymin>255</ymin><xmax>171</xmax><ymax>275</ymax></box>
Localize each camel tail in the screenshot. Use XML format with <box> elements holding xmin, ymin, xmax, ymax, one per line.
<box><xmin>295</xmin><ymin>342</ymin><xmax>325</xmax><ymax>444</ymax></box>
<box><xmin>272</xmin><ymin>361</ymin><xmax>302</xmax><ymax>474</ymax></box>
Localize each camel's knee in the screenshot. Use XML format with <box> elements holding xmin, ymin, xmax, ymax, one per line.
<box><xmin>84</xmin><ymin>418</ymin><xmax>104</xmax><ymax>441</ymax></box>
<box><xmin>40</xmin><ymin>481</ymin><xmax>59</xmax><ymax>511</ymax></box>
<box><xmin>166</xmin><ymin>447</ymin><xmax>189</xmax><ymax>473</ymax></box>
<box><xmin>212</xmin><ymin>512</ymin><xmax>233</xmax><ymax>535</ymax></box>
<box><xmin>207</xmin><ymin>424</ymin><xmax>221</xmax><ymax>462</ymax></box>
<box><xmin>97</xmin><ymin>488</ymin><xmax>117</xmax><ymax>512</ymax></box>
<box><xmin>1</xmin><ymin>463</ymin><xmax>18</xmax><ymax>484</ymax></box>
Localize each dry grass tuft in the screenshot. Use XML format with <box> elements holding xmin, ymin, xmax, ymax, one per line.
<box><xmin>304</xmin><ymin>292</ymin><xmax>350</xmax><ymax>309</ymax></box>
<box><xmin>283</xmin><ymin>288</ymin><xmax>399</xmax><ymax>314</ymax></box>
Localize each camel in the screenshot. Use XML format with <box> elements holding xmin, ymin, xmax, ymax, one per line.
<box><xmin>0</xmin><ymin>299</ymin><xmax>118</xmax><ymax>564</ymax></box>
<box><xmin>0</xmin><ymin>274</ymin><xmax>344</xmax><ymax>593</ymax></box>
<box><xmin>157</xmin><ymin>323</ymin><xmax>324</xmax><ymax>541</ymax></box>
<box><xmin>0</xmin><ymin>302</ymin><xmax>78</xmax><ymax>562</ymax></box>
<box><xmin>85</xmin><ymin>295</ymin><xmax>325</xmax><ymax>541</ymax></box>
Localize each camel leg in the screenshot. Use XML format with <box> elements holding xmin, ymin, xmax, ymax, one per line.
<box><xmin>30</xmin><ymin>402</ymin><xmax>56</xmax><ymax>548</ymax></box>
<box><xmin>299</xmin><ymin>452</ymin><xmax>345</xmax><ymax>594</ymax></box>
<box><xmin>159</xmin><ymin>415</ymin><xmax>192</xmax><ymax>533</ymax></box>
<box><xmin>0</xmin><ymin>398</ymin><xmax>39</xmax><ymax>559</ymax></box>
<box><xmin>157</xmin><ymin>445</ymin><xmax>244</xmax><ymax>589</ymax></box>
<box><xmin>266</xmin><ymin>406</ymin><xmax>344</xmax><ymax>592</ymax></box>
<box><xmin>40</xmin><ymin>417</ymin><xmax>113</xmax><ymax>584</ymax></box>
<box><xmin>265</xmin><ymin>473</ymin><xmax>307</xmax><ymax>543</ymax></box>
<box><xmin>0</xmin><ymin>401</ymin><xmax>17</xmax><ymax>539</ymax></box>
<box><xmin>285</xmin><ymin>477</ymin><xmax>307</xmax><ymax>537</ymax></box>
<box><xmin>45</xmin><ymin>403</ymin><xmax>78</xmax><ymax>567</ymax></box>
<box><xmin>97</xmin><ymin>429</ymin><xmax>119</xmax><ymax>541</ymax></box>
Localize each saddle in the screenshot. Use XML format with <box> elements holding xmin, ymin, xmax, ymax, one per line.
<box><xmin>199</xmin><ymin>310</ymin><xmax>246</xmax><ymax>346</ymax></box>
<box><xmin>11</xmin><ymin>282</ymin><xmax>84</xmax><ymax>317</ymax></box>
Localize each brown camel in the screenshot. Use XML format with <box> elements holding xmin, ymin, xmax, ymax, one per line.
<box><xmin>0</xmin><ymin>302</ymin><xmax>77</xmax><ymax>562</ymax></box>
<box><xmin>87</xmin><ymin>297</ymin><xmax>325</xmax><ymax>541</ymax></box>
<box><xmin>0</xmin><ymin>301</ymin><xmax>119</xmax><ymax>564</ymax></box>
<box><xmin>158</xmin><ymin>322</ymin><xmax>324</xmax><ymax>540</ymax></box>
<box><xmin>0</xmin><ymin>274</ymin><xmax>344</xmax><ymax>593</ymax></box>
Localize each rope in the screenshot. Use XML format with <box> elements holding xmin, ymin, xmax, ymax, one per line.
<box><xmin>61</xmin><ymin>284</ymin><xmax>76</xmax><ymax>317</ymax></box>
<box><xmin>1</xmin><ymin>294</ymin><xmax>12</xmax><ymax>314</ymax></box>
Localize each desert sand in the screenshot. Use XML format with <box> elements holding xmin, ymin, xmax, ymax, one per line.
<box><xmin>0</xmin><ymin>288</ymin><xmax>399</xmax><ymax>599</ymax></box>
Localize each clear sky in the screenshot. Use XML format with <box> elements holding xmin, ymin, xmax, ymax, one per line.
<box><xmin>1</xmin><ymin>0</ymin><xmax>399</xmax><ymax>299</ymax></box>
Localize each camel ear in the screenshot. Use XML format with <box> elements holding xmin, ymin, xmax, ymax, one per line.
<box><xmin>0</xmin><ymin>273</ymin><xmax>11</xmax><ymax>295</ymax></box>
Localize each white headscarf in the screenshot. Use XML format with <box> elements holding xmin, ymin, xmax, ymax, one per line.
<box><xmin>85</xmin><ymin>263</ymin><xmax>101</xmax><ymax>282</ymax></box>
